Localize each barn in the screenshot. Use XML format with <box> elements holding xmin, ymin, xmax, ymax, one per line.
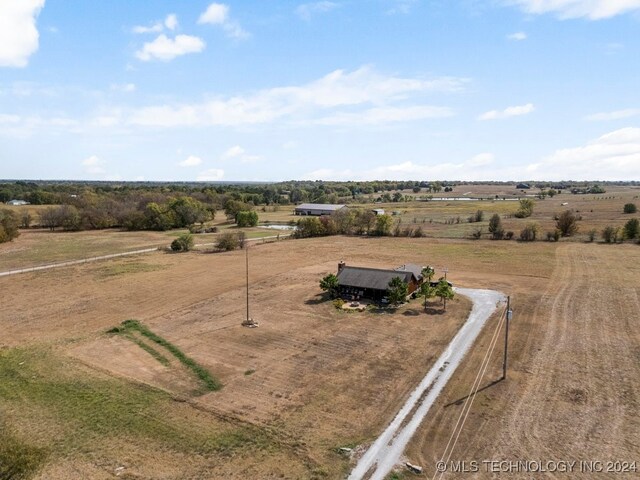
<box><xmin>336</xmin><ymin>262</ymin><xmax>424</xmax><ymax>301</ymax></box>
<box><xmin>294</xmin><ymin>203</ymin><xmax>346</xmax><ymax>216</ymax></box>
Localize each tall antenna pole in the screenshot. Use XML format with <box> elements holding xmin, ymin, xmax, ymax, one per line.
<box><xmin>502</xmin><ymin>296</ymin><xmax>512</xmax><ymax>380</ymax></box>
<box><xmin>246</xmin><ymin>244</ymin><xmax>250</xmax><ymax>323</ymax></box>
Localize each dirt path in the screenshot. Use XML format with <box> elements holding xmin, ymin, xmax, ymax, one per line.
<box><xmin>349</xmin><ymin>288</ymin><xmax>506</xmax><ymax>480</ymax></box>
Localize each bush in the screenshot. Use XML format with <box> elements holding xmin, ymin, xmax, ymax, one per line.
<box><xmin>215</xmin><ymin>232</ymin><xmax>240</xmax><ymax>251</ymax></box>
<box><xmin>236</xmin><ymin>210</ymin><xmax>258</xmax><ymax>227</ymax></box>
<box><xmin>519</xmin><ymin>223</ymin><xmax>539</xmax><ymax>241</ymax></box>
<box><xmin>601</xmin><ymin>225</ymin><xmax>620</xmax><ymax>244</ymax></box>
<box><xmin>0</xmin><ymin>209</ymin><xmax>20</xmax><ymax>243</ymax></box>
<box><xmin>588</xmin><ymin>229</ymin><xmax>597</xmax><ymax>242</ymax></box>
<box><xmin>170</xmin><ymin>233</ymin><xmax>194</xmax><ymax>252</ymax></box>
<box><xmin>623</xmin><ymin>203</ymin><xmax>637</xmax><ymax>214</ymax></box>
<box><xmin>504</xmin><ymin>231</ymin><xmax>514</xmax><ymax>240</ymax></box>
<box><xmin>333</xmin><ymin>298</ymin><xmax>345</xmax><ymax>309</ymax></box>
<box><xmin>488</xmin><ymin>213</ymin><xmax>504</xmax><ymax>239</ymax></box>
<box><xmin>514</xmin><ymin>198</ymin><xmax>535</xmax><ymax>218</ymax></box>
<box><xmin>546</xmin><ymin>230</ymin><xmax>561</xmax><ymax>242</ymax></box>
<box><xmin>470</xmin><ymin>227</ymin><xmax>483</xmax><ymax>240</ymax></box>
<box><xmin>623</xmin><ymin>218</ymin><xmax>639</xmax><ymax>240</ymax></box>
<box><xmin>555</xmin><ymin>210</ymin><xmax>579</xmax><ymax>237</ymax></box>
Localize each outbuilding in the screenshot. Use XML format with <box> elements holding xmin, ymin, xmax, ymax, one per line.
<box><xmin>294</xmin><ymin>203</ymin><xmax>346</xmax><ymax>216</ymax></box>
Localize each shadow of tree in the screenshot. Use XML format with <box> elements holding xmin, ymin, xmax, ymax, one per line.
<box><xmin>402</xmin><ymin>309</ymin><xmax>421</xmax><ymax>316</ymax></box>
<box><xmin>305</xmin><ymin>293</ymin><xmax>331</xmax><ymax>305</ymax></box>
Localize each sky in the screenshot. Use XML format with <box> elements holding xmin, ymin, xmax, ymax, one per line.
<box><xmin>1</xmin><ymin>0</ymin><xmax>639</xmax><ymax>182</ymax></box>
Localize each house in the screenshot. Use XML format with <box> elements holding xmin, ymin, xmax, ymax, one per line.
<box><xmin>294</xmin><ymin>203</ymin><xmax>346</xmax><ymax>216</ymax></box>
<box><xmin>6</xmin><ymin>199</ymin><xmax>30</xmax><ymax>206</ymax></box>
<box><xmin>372</xmin><ymin>208</ymin><xmax>385</xmax><ymax>215</ymax></box>
<box><xmin>336</xmin><ymin>261</ymin><xmax>424</xmax><ymax>301</ymax></box>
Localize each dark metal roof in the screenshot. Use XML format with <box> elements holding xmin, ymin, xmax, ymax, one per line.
<box><xmin>394</xmin><ymin>263</ymin><xmax>423</xmax><ymax>279</ymax></box>
<box><xmin>337</xmin><ymin>266</ymin><xmax>416</xmax><ymax>291</ymax></box>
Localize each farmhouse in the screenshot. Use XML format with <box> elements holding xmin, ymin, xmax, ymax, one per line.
<box><xmin>294</xmin><ymin>203</ymin><xmax>347</xmax><ymax>216</ymax></box>
<box><xmin>336</xmin><ymin>261</ymin><xmax>424</xmax><ymax>301</ymax></box>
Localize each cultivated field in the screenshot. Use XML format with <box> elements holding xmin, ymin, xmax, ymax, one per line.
<box><xmin>1</xmin><ymin>185</ymin><xmax>639</xmax><ymax>479</ymax></box>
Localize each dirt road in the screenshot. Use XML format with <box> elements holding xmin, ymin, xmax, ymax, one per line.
<box><xmin>349</xmin><ymin>288</ymin><xmax>506</xmax><ymax>480</ymax></box>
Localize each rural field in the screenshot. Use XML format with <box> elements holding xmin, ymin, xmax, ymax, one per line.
<box><xmin>1</xmin><ymin>189</ymin><xmax>639</xmax><ymax>479</ymax></box>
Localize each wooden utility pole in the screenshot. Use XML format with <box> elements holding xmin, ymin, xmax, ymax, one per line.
<box><xmin>502</xmin><ymin>296</ymin><xmax>512</xmax><ymax>380</ymax></box>
<box><xmin>246</xmin><ymin>245</ymin><xmax>250</xmax><ymax>323</ymax></box>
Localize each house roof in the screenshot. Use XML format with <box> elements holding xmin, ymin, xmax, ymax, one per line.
<box><xmin>337</xmin><ymin>266</ymin><xmax>417</xmax><ymax>291</ymax></box>
<box><xmin>295</xmin><ymin>203</ymin><xmax>346</xmax><ymax>211</ymax></box>
<box><xmin>394</xmin><ymin>263</ymin><xmax>424</xmax><ymax>279</ymax></box>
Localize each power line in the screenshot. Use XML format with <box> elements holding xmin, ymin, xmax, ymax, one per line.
<box><xmin>432</xmin><ymin>304</ymin><xmax>508</xmax><ymax>480</ymax></box>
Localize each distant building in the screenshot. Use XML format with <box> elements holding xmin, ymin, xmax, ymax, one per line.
<box><xmin>6</xmin><ymin>200</ymin><xmax>30</xmax><ymax>206</ymax></box>
<box><xmin>336</xmin><ymin>261</ymin><xmax>425</xmax><ymax>301</ymax></box>
<box><xmin>372</xmin><ymin>208</ymin><xmax>385</xmax><ymax>215</ymax></box>
<box><xmin>294</xmin><ymin>203</ymin><xmax>346</xmax><ymax>216</ymax></box>
<box><xmin>516</xmin><ymin>183</ymin><xmax>530</xmax><ymax>190</ymax></box>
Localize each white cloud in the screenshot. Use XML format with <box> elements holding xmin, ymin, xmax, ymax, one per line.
<box><xmin>296</xmin><ymin>2</ymin><xmax>340</xmax><ymax>20</ymax></box>
<box><xmin>82</xmin><ymin>155</ymin><xmax>106</xmax><ymax>175</ymax></box>
<box><xmin>110</xmin><ymin>83</ymin><xmax>136</xmax><ymax>93</ymax></box>
<box><xmin>136</xmin><ymin>34</ymin><xmax>205</xmax><ymax>62</ymax></box>
<box><xmin>133</xmin><ymin>14</ymin><xmax>178</xmax><ymax>34</ymax></box>
<box><xmin>387</xmin><ymin>0</ymin><xmax>418</xmax><ymax>14</ymax></box>
<box><xmin>585</xmin><ymin>108</ymin><xmax>640</xmax><ymax>121</ymax></box>
<box><xmin>222</xmin><ymin>145</ymin><xmax>261</xmax><ymax>163</ymax></box>
<box><xmin>468</xmin><ymin>152</ymin><xmax>495</xmax><ymax>166</ymax></box>
<box><xmin>478</xmin><ymin>103</ymin><xmax>535</xmax><ymax>120</ymax></box>
<box><xmin>507</xmin><ymin>0</ymin><xmax>640</xmax><ymax>20</ymax></box>
<box><xmin>128</xmin><ymin>66</ymin><xmax>467</xmax><ymax>127</ymax></box>
<box><xmin>197</xmin><ymin>168</ymin><xmax>225</xmax><ymax>181</ymax></box>
<box><xmin>507</xmin><ymin>31</ymin><xmax>527</xmax><ymax>40</ymax></box>
<box><xmin>526</xmin><ymin>127</ymin><xmax>640</xmax><ymax>180</ymax></box>
<box><xmin>178</xmin><ymin>155</ymin><xmax>203</xmax><ymax>167</ymax></box>
<box><xmin>164</xmin><ymin>14</ymin><xmax>178</xmax><ymax>31</ymax></box>
<box><xmin>0</xmin><ymin>0</ymin><xmax>45</xmax><ymax>67</ymax></box>
<box><xmin>305</xmin><ymin>153</ymin><xmax>497</xmax><ymax>181</ymax></box>
<box><xmin>198</xmin><ymin>3</ymin><xmax>248</xmax><ymax>39</ymax></box>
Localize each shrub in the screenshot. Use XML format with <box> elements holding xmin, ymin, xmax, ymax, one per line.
<box><xmin>623</xmin><ymin>203</ymin><xmax>637</xmax><ymax>214</ymax></box>
<box><xmin>588</xmin><ymin>229</ymin><xmax>597</xmax><ymax>242</ymax></box>
<box><xmin>514</xmin><ymin>198</ymin><xmax>535</xmax><ymax>218</ymax></box>
<box><xmin>556</xmin><ymin>210</ymin><xmax>579</xmax><ymax>237</ymax></box>
<box><xmin>215</xmin><ymin>232</ymin><xmax>240</xmax><ymax>251</ymax></box>
<box><xmin>236</xmin><ymin>210</ymin><xmax>258</xmax><ymax>227</ymax></box>
<box><xmin>546</xmin><ymin>230</ymin><xmax>561</xmax><ymax>242</ymax></box>
<box><xmin>319</xmin><ymin>273</ymin><xmax>340</xmax><ymax>298</ymax></box>
<box><xmin>413</xmin><ymin>226</ymin><xmax>424</xmax><ymax>237</ymax></box>
<box><xmin>170</xmin><ymin>232</ymin><xmax>194</xmax><ymax>252</ymax></box>
<box><xmin>504</xmin><ymin>231</ymin><xmax>514</xmax><ymax>240</ymax></box>
<box><xmin>601</xmin><ymin>225</ymin><xmax>619</xmax><ymax>244</ymax></box>
<box><xmin>488</xmin><ymin>213</ymin><xmax>504</xmax><ymax>240</ymax></box>
<box><xmin>519</xmin><ymin>223</ymin><xmax>539</xmax><ymax>241</ymax></box>
<box><xmin>470</xmin><ymin>227</ymin><xmax>483</xmax><ymax>240</ymax></box>
<box><xmin>623</xmin><ymin>218</ymin><xmax>639</xmax><ymax>240</ymax></box>
<box><xmin>333</xmin><ymin>298</ymin><xmax>345</xmax><ymax>309</ymax></box>
<box><xmin>0</xmin><ymin>209</ymin><xmax>20</xmax><ymax>243</ymax></box>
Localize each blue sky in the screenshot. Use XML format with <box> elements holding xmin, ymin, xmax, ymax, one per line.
<box><xmin>1</xmin><ymin>0</ymin><xmax>639</xmax><ymax>182</ymax></box>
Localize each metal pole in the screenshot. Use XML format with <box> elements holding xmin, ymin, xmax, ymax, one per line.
<box><xmin>246</xmin><ymin>245</ymin><xmax>250</xmax><ymax>322</ymax></box>
<box><xmin>502</xmin><ymin>296</ymin><xmax>511</xmax><ymax>380</ymax></box>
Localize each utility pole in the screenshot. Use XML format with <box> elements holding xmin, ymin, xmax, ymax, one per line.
<box><xmin>502</xmin><ymin>296</ymin><xmax>512</xmax><ymax>380</ymax></box>
<box><xmin>246</xmin><ymin>244</ymin><xmax>250</xmax><ymax>323</ymax></box>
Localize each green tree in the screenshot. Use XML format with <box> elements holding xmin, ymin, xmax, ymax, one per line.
<box><xmin>555</xmin><ymin>210</ymin><xmax>579</xmax><ymax>237</ymax></box>
<box><xmin>419</xmin><ymin>281</ymin><xmax>435</xmax><ymax>310</ymax></box>
<box><xmin>623</xmin><ymin>203</ymin><xmax>637</xmax><ymax>214</ymax></box>
<box><xmin>488</xmin><ymin>213</ymin><xmax>504</xmax><ymax>239</ymax></box>
<box><xmin>519</xmin><ymin>222</ymin><xmax>539</xmax><ymax>241</ymax></box>
<box><xmin>373</xmin><ymin>214</ymin><xmax>393</xmax><ymax>236</ymax></box>
<box><xmin>319</xmin><ymin>273</ymin><xmax>340</xmax><ymax>298</ymax></box>
<box><xmin>515</xmin><ymin>198</ymin><xmax>535</xmax><ymax>218</ymax></box>
<box><xmin>386</xmin><ymin>276</ymin><xmax>409</xmax><ymax>305</ymax></box>
<box><xmin>169</xmin><ymin>197</ymin><xmax>211</xmax><ymax>227</ymax></box>
<box><xmin>236</xmin><ymin>210</ymin><xmax>258</xmax><ymax>227</ymax></box>
<box><xmin>421</xmin><ymin>265</ymin><xmax>435</xmax><ymax>284</ymax></box>
<box><xmin>21</xmin><ymin>211</ymin><xmax>32</xmax><ymax>229</ymax></box>
<box><xmin>294</xmin><ymin>217</ymin><xmax>326</xmax><ymax>238</ymax></box>
<box><xmin>170</xmin><ymin>233</ymin><xmax>194</xmax><ymax>252</ymax></box>
<box><xmin>435</xmin><ymin>278</ymin><xmax>454</xmax><ymax>311</ymax></box>
<box><xmin>144</xmin><ymin>203</ymin><xmax>175</xmax><ymax>231</ymax></box>
<box><xmin>601</xmin><ymin>225</ymin><xmax>620</xmax><ymax>244</ymax></box>
<box><xmin>0</xmin><ymin>209</ymin><xmax>20</xmax><ymax>243</ymax></box>
<box><xmin>623</xmin><ymin>218</ymin><xmax>639</xmax><ymax>240</ymax></box>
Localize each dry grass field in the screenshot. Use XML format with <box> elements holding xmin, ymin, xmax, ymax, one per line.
<box><xmin>1</xmin><ymin>186</ymin><xmax>639</xmax><ymax>479</ymax></box>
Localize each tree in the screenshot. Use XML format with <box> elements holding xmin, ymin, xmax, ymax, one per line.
<box><xmin>319</xmin><ymin>273</ymin><xmax>340</xmax><ymax>298</ymax></box>
<box><xmin>171</xmin><ymin>233</ymin><xmax>194</xmax><ymax>252</ymax></box>
<box><xmin>515</xmin><ymin>198</ymin><xmax>535</xmax><ymax>218</ymax></box>
<box><xmin>623</xmin><ymin>203</ymin><xmax>637</xmax><ymax>214</ymax></box>
<box><xmin>373</xmin><ymin>214</ymin><xmax>393</xmax><ymax>236</ymax></box>
<box><xmin>555</xmin><ymin>210</ymin><xmax>579</xmax><ymax>237</ymax></box>
<box><xmin>386</xmin><ymin>276</ymin><xmax>409</xmax><ymax>305</ymax></box>
<box><xmin>435</xmin><ymin>278</ymin><xmax>454</xmax><ymax>311</ymax></box>
<box><xmin>419</xmin><ymin>281</ymin><xmax>435</xmax><ymax>310</ymax></box>
<box><xmin>601</xmin><ymin>225</ymin><xmax>620</xmax><ymax>244</ymax></box>
<box><xmin>224</xmin><ymin>200</ymin><xmax>251</xmax><ymax>221</ymax></box>
<box><xmin>0</xmin><ymin>209</ymin><xmax>20</xmax><ymax>243</ymax></box>
<box><xmin>144</xmin><ymin>203</ymin><xmax>174</xmax><ymax>231</ymax></box>
<box><xmin>519</xmin><ymin>222</ymin><xmax>539</xmax><ymax>241</ymax></box>
<box><xmin>488</xmin><ymin>213</ymin><xmax>504</xmax><ymax>239</ymax></box>
<box><xmin>169</xmin><ymin>196</ymin><xmax>211</xmax><ymax>227</ymax></box>
<box><xmin>392</xmin><ymin>192</ymin><xmax>404</xmax><ymax>202</ymax></box>
<box><xmin>21</xmin><ymin>211</ymin><xmax>32</xmax><ymax>229</ymax></box>
<box><xmin>236</xmin><ymin>210</ymin><xmax>258</xmax><ymax>227</ymax></box>
<box><xmin>215</xmin><ymin>232</ymin><xmax>240</xmax><ymax>251</ymax></box>
<box><xmin>421</xmin><ymin>266</ymin><xmax>435</xmax><ymax>284</ymax></box>
<box><xmin>40</xmin><ymin>206</ymin><xmax>61</xmax><ymax>231</ymax></box>
<box><xmin>623</xmin><ymin>218</ymin><xmax>639</xmax><ymax>240</ymax></box>
<box><xmin>294</xmin><ymin>217</ymin><xmax>326</xmax><ymax>238</ymax></box>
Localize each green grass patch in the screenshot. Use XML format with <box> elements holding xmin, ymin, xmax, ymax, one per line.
<box><xmin>244</xmin><ymin>369</ymin><xmax>255</xmax><ymax>376</ymax></box>
<box><xmin>124</xmin><ymin>333</ymin><xmax>170</xmax><ymax>366</ymax></box>
<box><xmin>0</xmin><ymin>429</ymin><xmax>48</xmax><ymax>480</ymax></box>
<box><xmin>109</xmin><ymin>320</ymin><xmax>222</xmax><ymax>392</ymax></box>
